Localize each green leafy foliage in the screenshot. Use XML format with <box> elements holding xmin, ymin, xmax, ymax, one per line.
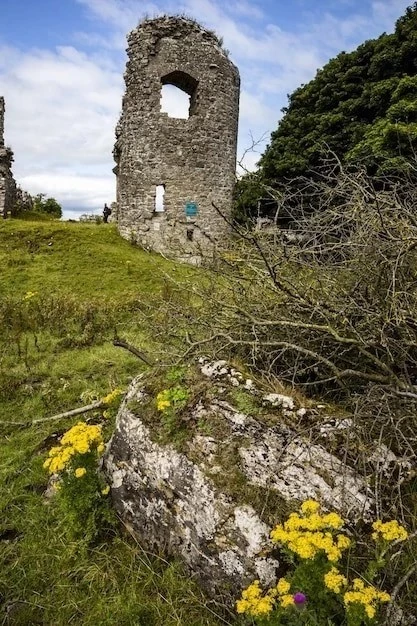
<box><xmin>43</xmin><ymin>421</ymin><xmax>115</xmax><ymax>543</ymax></box>
<box><xmin>32</xmin><ymin>193</ymin><xmax>63</xmax><ymax>219</ymax></box>
<box><xmin>156</xmin><ymin>385</ymin><xmax>190</xmax><ymax>435</ymax></box>
<box><xmin>240</xmin><ymin>4</ymin><xmax>417</xmax><ymax>219</ymax></box>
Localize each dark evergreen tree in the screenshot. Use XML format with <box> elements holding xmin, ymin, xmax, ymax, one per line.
<box><xmin>237</xmin><ymin>4</ymin><xmax>417</xmax><ymax>220</ymax></box>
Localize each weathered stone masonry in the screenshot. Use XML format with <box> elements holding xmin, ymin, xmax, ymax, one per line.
<box><xmin>114</xmin><ymin>16</ymin><xmax>240</xmax><ymax>262</ymax></box>
<box><xmin>0</xmin><ymin>98</ymin><xmax>17</xmax><ymax>218</ymax></box>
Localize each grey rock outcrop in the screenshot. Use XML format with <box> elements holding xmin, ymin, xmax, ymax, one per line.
<box><xmin>113</xmin><ymin>16</ymin><xmax>240</xmax><ymax>264</ymax></box>
<box><xmin>104</xmin><ymin>360</ymin><xmax>373</xmax><ymax>600</ymax></box>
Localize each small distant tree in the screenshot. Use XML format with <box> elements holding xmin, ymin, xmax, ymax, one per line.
<box><xmin>33</xmin><ymin>193</ymin><xmax>62</xmax><ymax>219</ymax></box>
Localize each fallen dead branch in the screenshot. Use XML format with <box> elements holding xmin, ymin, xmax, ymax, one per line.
<box><xmin>4</xmin><ymin>400</ymin><xmax>105</xmax><ymax>427</ymax></box>
<box><xmin>113</xmin><ymin>338</ymin><xmax>154</xmax><ymax>366</ymax></box>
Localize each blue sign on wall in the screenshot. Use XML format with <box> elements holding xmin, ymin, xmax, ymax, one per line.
<box><xmin>185</xmin><ymin>201</ymin><xmax>198</xmax><ymax>217</ymax></box>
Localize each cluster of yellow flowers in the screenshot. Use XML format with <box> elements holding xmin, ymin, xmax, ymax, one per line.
<box><xmin>324</xmin><ymin>562</ymin><xmax>394</xmax><ymax>619</ymax></box>
<box><xmin>43</xmin><ymin>422</ymin><xmax>104</xmax><ymax>475</ymax></box>
<box><xmin>276</xmin><ymin>578</ymin><xmax>296</xmax><ymax>609</ymax></box>
<box><xmin>324</xmin><ymin>567</ymin><xmax>348</xmax><ymax>594</ymax></box>
<box><xmin>236</xmin><ymin>501</ymin><xmax>407</xmax><ymax>623</ymax></box>
<box><xmin>101</xmin><ymin>388</ymin><xmax>123</xmax><ymax>406</ymax></box>
<box><xmin>156</xmin><ymin>390</ymin><xmax>171</xmax><ymax>412</ymax></box>
<box><xmin>236</xmin><ymin>578</ymin><xmax>295</xmax><ymax>616</ymax></box>
<box><xmin>372</xmin><ymin>519</ymin><xmax>408</xmax><ymax>542</ymax></box>
<box><xmin>344</xmin><ymin>578</ymin><xmax>390</xmax><ymax>619</ymax></box>
<box><xmin>270</xmin><ymin>499</ymin><xmax>350</xmax><ymax>562</ymax></box>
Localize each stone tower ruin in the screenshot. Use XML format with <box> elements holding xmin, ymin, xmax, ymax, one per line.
<box><xmin>113</xmin><ymin>16</ymin><xmax>240</xmax><ymax>262</ymax></box>
<box><xmin>0</xmin><ymin>98</ymin><xmax>17</xmax><ymax>218</ymax></box>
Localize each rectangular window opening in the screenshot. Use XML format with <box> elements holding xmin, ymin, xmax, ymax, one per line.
<box><xmin>160</xmin><ymin>84</ymin><xmax>190</xmax><ymax>119</ymax></box>
<box><xmin>155</xmin><ymin>185</ymin><xmax>165</xmax><ymax>212</ymax></box>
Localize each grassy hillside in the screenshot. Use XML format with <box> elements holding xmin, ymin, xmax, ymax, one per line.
<box><xmin>0</xmin><ymin>219</ymin><xmax>229</xmax><ymax>626</ymax></box>
<box><xmin>0</xmin><ymin>219</ymin><xmax>191</xmax><ymax>297</ymax></box>
<box><xmin>3</xmin><ymin>218</ymin><xmax>415</xmax><ymax>625</ymax></box>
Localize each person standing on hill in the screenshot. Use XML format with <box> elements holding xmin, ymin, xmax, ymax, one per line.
<box><xmin>103</xmin><ymin>203</ymin><xmax>111</xmax><ymax>223</ymax></box>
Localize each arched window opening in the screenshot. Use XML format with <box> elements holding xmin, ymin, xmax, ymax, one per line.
<box><xmin>155</xmin><ymin>185</ymin><xmax>165</xmax><ymax>212</ymax></box>
<box><xmin>160</xmin><ymin>70</ymin><xmax>199</xmax><ymax>119</ymax></box>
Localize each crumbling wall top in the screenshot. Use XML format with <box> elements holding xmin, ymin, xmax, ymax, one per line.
<box><xmin>131</xmin><ymin>15</ymin><xmax>225</xmax><ymax>48</ymax></box>
<box><xmin>127</xmin><ymin>15</ymin><xmax>232</xmax><ymax>64</ymax></box>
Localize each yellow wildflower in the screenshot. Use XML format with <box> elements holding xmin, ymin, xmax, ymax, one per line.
<box><xmin>276</xmin><ymin>578</ymin><xmax>291</xmax><ymax>595</ymax></box>
<box><xmin>271</xmin><ymin>500</ymin><xmax>351</xmax><ymax>563</ymax></box>
<box><xmin>251</xmin><ymin>596</ymin><xmax>274</xmax><ymax>616</ymax></box>
<box><xmin>235</xmin><ymin>580</ymin><xmax>276</xmax><ymax>617</ymax></box>
<box><xmin>326</xmin><ymin>547</ymin><xmax>342</xmax><ymax>562</ymax></box>
<box><xmin>301</xmin><ymin>499</ymin><xmax>320</xmax><ymax>515</ymax></box>
<box><xmin>102</xmin><ymin>388</ymin><xmax>123</xmax><ymax>406</ymax></box>
<box><xmin>285</xmin><ymin>513</ymin><xmax>303</xmax><ymax>531</ymax></box>
<box><xmin>344</xmin><ymin>578</ymin><xmax>390</xmax><ymax>621</ymax></box>
<box><xmin>241</xmin><ymin>581</ymin><xmax>262</xmax><ymax>601</ymax></box>
<box><xmin>43</xmin><ymin>422</ymin><xmax>104</xmax><ymax>474</ymax></box>
<box><xmin>48</xmin><ymin>446</ymin><xmax>62</xmax><ymax>457</ymax></box>
<box><xmin>280</xmin><ymin>594</ymin><xmax>294</xmax><ymax>608</ymax></box>
<box><xmin>23</xmin><ymin>291</ymin><xmax>37</xmax><ymax>301</ymax></box>
<box><xmin>324</xmin><ymin>567</ymin><xmax>347</xmax><ymax>593</ymax></box>
<box><xmin>270</xmin><ymin>523</ymin><xmax>287</xmax><ymax>543</ymax></box>
<box><xmin>321</xmin><ymin>512</ymin><xmax>343</xmax><ymax>530</ymax></box>
<box><xmin>377</xmin><ymin>591</ymin><xmax>391</xmax><ymax>603</ymax></box>
<box><xmin>75</xmin><ymin>467</ymin><xmax>87</xmax><ymax>478</ymax></box>
<box><xmin>372</xmin><ymin>519</ymin><xmax>408</xmax><ymax>542</ymax></box>
<box><xmin>352</xmin><ymin>579</ymin><xmax>365</xmax><ymax>591</ymax></box>
<box><xmin>101</xmin><ymin>485</ymin><xmax>110</xmax><ymax>495</ymax></box>
<box><xmin>336</xmin><ymin>534</ymin><xmax>351</xmax><ymax>550</ymax></box>
<box><xmin>157</xmin><ymin>400</ymin><xmax>171</xmax><ymax>411</ymax></box>
<box><xmin>236</xmin><ymin>599</ymin><xmax>249</xmax><ymax>614</ymax></box>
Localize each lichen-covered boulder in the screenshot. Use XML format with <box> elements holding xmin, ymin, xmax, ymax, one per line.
<box><xmin>104</xmin><ymin>360</ymin><xmax>373</xmax><ymax>600</ymax></box>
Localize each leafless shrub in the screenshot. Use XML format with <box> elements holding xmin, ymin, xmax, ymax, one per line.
<box><xmin>137</xmin><ymin>160</ymin><xmax>417</xmax><ymax>616</ymax></box>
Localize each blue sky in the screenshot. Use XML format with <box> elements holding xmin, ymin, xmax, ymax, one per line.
<box><xmin>0</xmin><ymin>0</ymin><xmax>412</xmax><ymax>218</ymax></box>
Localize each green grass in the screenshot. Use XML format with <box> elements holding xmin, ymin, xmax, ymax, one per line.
<box><xmin>0</xmin><ymin>219</ymin><xmax>231</xmax><ymax>626</ymax></box>
<box><xmin>0</xmin><ymin>219</ymin><xmax>194</xmax><ymax>298</ymax></box>
<box><xmin>2</xmin><ymin>219</ymin><xmax>416</xmax><ymax>623</ymax></box>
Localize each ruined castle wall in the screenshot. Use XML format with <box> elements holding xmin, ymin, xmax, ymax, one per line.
<box><xmin>114</xmin><ymin>17</ymin><xmax>240</xmax><ymax>262</ymax></box>
<box><xmin>0</xmin><ymin>97</ymin><xmax>4</xmax><ymax>148</ymax></box>
<box><xmin>0</xmin><ymin>97</ymin><xmax>17</xmax><ymax>218</ymax></box>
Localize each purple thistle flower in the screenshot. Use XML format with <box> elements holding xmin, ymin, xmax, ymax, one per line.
<box><xmin>293</xmin><ymin>592</ymin><xmax>307</xmax><ymax>605</ymax></box>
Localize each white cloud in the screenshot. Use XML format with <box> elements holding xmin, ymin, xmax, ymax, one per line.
<box><xmin>76</xmin><ymin>0</ymin><xmax>160</xmax><ymax>31</ymax></box>
<box><xmin>229</xmin><ymin>1</ymin><xmax>264</xmax><ymax>20</ymax></box>
<box><xmin>0</xmin><ymin>44</ymin><xmax>122</xmax><ymax>215</ymax></box>
<box><xmin>20</xmin><ymin>173</ymin><xmax>114</xmax><ymax>214</ymax></box>
<box><xmin>372</xmin><ymin>0</ymin><xmax>412</xmax><ymax>31</ymax></box>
